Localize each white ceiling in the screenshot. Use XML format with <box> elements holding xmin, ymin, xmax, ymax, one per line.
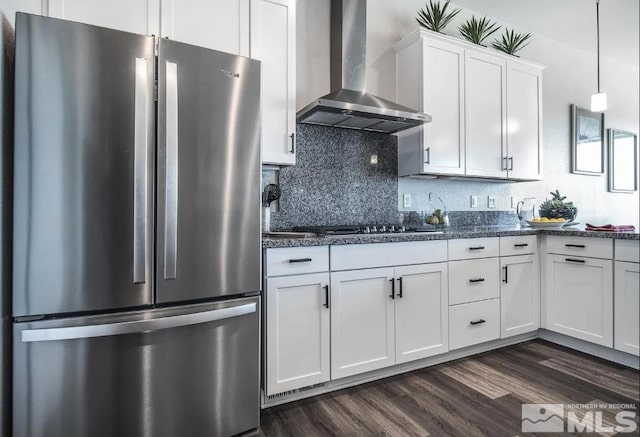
<box><xmin>451</xmin><ymin>0</ymin><xmax>639</xmax><ymax>69</ymax></box>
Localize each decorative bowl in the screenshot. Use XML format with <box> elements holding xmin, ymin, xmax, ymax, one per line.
<box><xmin>539</xmin><ymin>207</ymin><xmax>578</xmax><ymax>222</ymax></box>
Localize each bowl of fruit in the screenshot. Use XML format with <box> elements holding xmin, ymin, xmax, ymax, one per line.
<box><xmin>538</xmin><ymin>190</ymin><xmax>578</xmax><ymax>223</ymax></box>
<box><xmin>526</xmin><ymin>216</ymin><xmax>568</xmax><ymax>229</ymax></box>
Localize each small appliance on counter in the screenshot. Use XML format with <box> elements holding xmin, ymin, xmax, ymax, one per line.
<box><xmin>262</xmin><ymin>183</ymin><xmax>281</xmax><ymax>233</ymax></box>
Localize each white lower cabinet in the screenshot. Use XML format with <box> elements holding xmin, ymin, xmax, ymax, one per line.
<box><xmin>449</xmin><ymin>298</ymin><xmax>501</xmax><ymax>350</ymax></box>
<box><xmin>545</xmin><ymin>254</ymin><xmax>613</xmax><ymax>347</ymax></box>
<box><xmin>331</xmin><ymin>263</ymin><xmax>448</xmax><ymax>379</ymax></box>
<box><xmin>500</xmin><ymin>254</ymin><xmax>539</xmax><ymax>338</ymax></box>
<box><xmin>395</xmin><ymin>263</ymin><xmax>449</xmax><ymax>364</ymax></box>
<box><xmin>614</xmin><ymin>261</ymin><xmax>639</xmax><ymax>356</ymax></box>
<box><xmin>330</xmin><ymin>268</ymin><xmax>396</xmax><ymax>379</ymax></box>
<box><xmin>266</xmin><ymin>273</ymin><xmax>330</xmax><ymax>396</ymax></box>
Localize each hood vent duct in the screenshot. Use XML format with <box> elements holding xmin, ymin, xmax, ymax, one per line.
<box><xmin>296</xmin><ymin>0</ymin><xmax>431</xmax><ymax>134</ymax></box>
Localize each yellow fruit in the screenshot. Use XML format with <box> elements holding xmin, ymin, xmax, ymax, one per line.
<box><xmin>540</xmin><ymin>217</ymin><xmax>549</xmax><ymax>222</ymax></box>
<box><xmin>532</xmin><ymin>217</ymin><xmax>541</xmax><ymax>222</ymax></box>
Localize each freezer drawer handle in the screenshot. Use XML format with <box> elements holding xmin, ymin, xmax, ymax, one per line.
<box><xmin>133</xmin><ymin>57</ymin><xmax>151</xmax><ymax>284</ymax></box>
<box><xmin>164</xmin><ymin>61</ymin><xmax>179</xmax><ymax>280</ymax></box>
<box><xmin>21</xmin><ymin>302</ymin><xmax>257</xmax><ymax>343</ymax></box>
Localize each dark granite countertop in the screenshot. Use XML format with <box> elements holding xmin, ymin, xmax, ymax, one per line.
<box><xmin>262</xmin><ymin>225</ymin><xmax>639</xmax><ymax>248</ymax></box>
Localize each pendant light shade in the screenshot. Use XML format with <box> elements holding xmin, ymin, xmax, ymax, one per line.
<box><xmin>590</xmin><ymin>0</ymin><xmax>607</xmax><ymax>112</ymax></box>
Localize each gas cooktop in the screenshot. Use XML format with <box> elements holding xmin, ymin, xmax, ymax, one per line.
<box><xmin>292</xmin><ymin>225</ymin><xmax>443</xmax><ymax>236</ymax></box>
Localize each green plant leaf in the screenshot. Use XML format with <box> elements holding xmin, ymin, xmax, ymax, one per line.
<box><xmin>491</xmin><ymin>28</ymin><xmax>532</xmax><ymax>55</ymax></box>
<box><xmin>459</xmin><ymin>15</ymin><xmax>501</xmax><ymax>45</ymax></box>
<box><xmin>416</xmin><ymin>0</ymin><xmax>461</xmax><ymax>33</ymax></box>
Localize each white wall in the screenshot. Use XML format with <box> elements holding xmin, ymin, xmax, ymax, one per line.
<box><xmin>297</xmin><ymin>0</ymin><xmax>640</xmax><ymax>225</ymax></box>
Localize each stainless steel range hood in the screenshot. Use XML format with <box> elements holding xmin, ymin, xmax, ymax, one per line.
<box><xmin>296</xmin><ymin>0</ymin><xmax>431</xmax><ymax>134</ymax></box>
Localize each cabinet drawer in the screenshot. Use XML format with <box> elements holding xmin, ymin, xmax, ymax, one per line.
<box><xmin>448</xmin><ymin>238</ymin><xmax>499</xmax><ymax>260</ymax></box>
<box><xmin>500</xmin><ymin>235</ymin><xmax>537</xmax><ymax>256</ymax></box>
<box><xmin>449</xmin><ymin>298</ymin><xmax>500</xmax><ymax>350</ymax></box>
<box><xmin>616</xmin><ymin>240</ymin><xmax>640</xmax><ymax>263</ymax></box>
<box><xmin>449</xmin><ymin>258</ymin><xmax>500</xmax><ymax>305</ymax></box>
<box><xmin>330</xmin><ymin>241</ymin><xmax>447</xmax><ymax>271</ymax></box>
<box><xmin>266</xmin><ymin>246</ymin><xmax>329</xmax><ymax>276</ymax></box>
<box><xmin>545</xmin><ymin>236</ymin><xmax>613</xmax><ymax>259</ymax></box>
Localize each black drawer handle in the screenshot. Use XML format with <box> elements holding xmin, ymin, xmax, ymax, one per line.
<box><xmin>514</xmin><ymin>243</ymin><xmax>528</xmax><ymax>247</ymax></box>
<box><xmin>565</xmin><ymin>244</ymin><xmax>585</xmax><ymax>248</ymax></box>
<box><xmin>470</xmin><ymin>319</ymin><xmax>486</xmax><ymax>326</ymax></box>
<box><xmin>389</xmin><ymin>278</ymin><xmax>395</xmax><ymax>299</ymax></box>
<box><xmin>469</xmin><ymin>278</ymin><xmax>485</xmax><ymax>283</ymax></box>
<box><xmin>289</xmin><ymin>258</ymin><xmax>312</xmax><ymax>263</ymax></box>
<box><xmin>469</xmin><ymin>246</ymin><xmax>485</xmax><ymax>250</ymax></box>
<box><xmin>565</xmin><ymin>258</ymin><xmax>585</xmax><ymax>264</ymax></box>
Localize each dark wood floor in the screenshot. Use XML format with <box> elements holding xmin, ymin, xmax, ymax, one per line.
<box><xmin>260</xmin><ymin>340</ymin><xmax>640</xmax><ymax>436</ymax></box>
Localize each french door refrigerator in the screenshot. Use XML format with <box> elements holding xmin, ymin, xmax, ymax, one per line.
<box><xmin>12</xmin><ymin>13</ymin><xmax>261</xmax><ymax>437</ymax></box>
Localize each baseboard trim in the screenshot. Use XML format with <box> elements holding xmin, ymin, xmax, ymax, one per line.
<box><xmin>538</xmin><ymin>329</ymin><xmax>640</xmax><ymax>370</ymax></box>
<box><xmin>261</xmin><ymin>332</ymin><xmax>537</xmax><ymax>408</ymax></box>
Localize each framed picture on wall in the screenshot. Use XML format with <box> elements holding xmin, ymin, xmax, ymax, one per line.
<box><xmin>570</xmin><ymin>104</ymin><xmax>605</xmax><ymax>175</ymax></box>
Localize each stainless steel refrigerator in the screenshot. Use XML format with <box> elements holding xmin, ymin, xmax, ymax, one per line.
<box><xmin>12</xmin><ymin>13</ymin><xmax>261</xmax><ymax>437</ymax></box>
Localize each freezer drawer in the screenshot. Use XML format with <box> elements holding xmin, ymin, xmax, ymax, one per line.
<box><xmin>13</xmin><ymin>297</ymin><xmax>260</xmax><ymax>437</ymax></box>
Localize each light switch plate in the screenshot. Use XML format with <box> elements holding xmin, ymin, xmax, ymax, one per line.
<box><xmin>488</xmin><ymin>196</ymin><xmax>497</xmax><ymax>208</ymax></box>
<box><xmin>470</xmin><ymin>195</ymin><xmax>478</xmax><ymax>208</ymax></box>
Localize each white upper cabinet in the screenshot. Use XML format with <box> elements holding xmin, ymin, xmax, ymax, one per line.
<box><xmin>465</xmin><ymin>50</ymin><xmax>507</xmax><ymax>179</ymax></box>
<box><xmin>506</xmin><ymin>60</ymin><xmax>543</xmax><ymax>180</ymax></box>
<box><xmin>394</xmin><ymin>29</ymin><xmax>543</xmax><ymax>181</ymax></box>
<box><xmin>396</xmin><ymin>37</ymin><xmax>465</xmax><ymax>176</ymax></box>
<box><xmin>48</xmin><ymin>0</ymin><xmax>160</xmax><ymax>35</ymax></box>
<box><xmin>251</xmin><ymin>0</ymin><xmax>296</xmax><ymax>166</ymax></box>
<box><xmin>161</xmin><ymin>0</ymin><xmax>249</xmax><ymax>55</ymax></box>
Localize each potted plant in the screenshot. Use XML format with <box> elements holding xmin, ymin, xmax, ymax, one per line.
<box><xmin>539</xmin><ymin>190</ymin><xmax>578</xmax><ymax>222</ymax></box>
<box><xmin>459</xmin><ymin>16</ymin><xmax>501</xmax><ymax>46</ymax></box>
<box><xmin>492</xmin><ymin>28</ymin><xmax>532</xmax><ymax>56</ymax></box>
<box><xmin>416</xmin><ymin>0</ymin><xmax>461</xmax><ymax>33</ymax></box>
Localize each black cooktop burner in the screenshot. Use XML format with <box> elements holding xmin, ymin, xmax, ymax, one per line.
<box><xmin>292</xmin><ymin>224</ymin><xmax>442</xmax><ymax>236</ymax></box>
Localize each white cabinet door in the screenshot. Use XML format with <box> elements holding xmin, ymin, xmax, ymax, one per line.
<box><xmin>465</xmin><ymin>50</ymin><xmax>507</xmax><ymax>178</ymax></box>
<box><xmin>395</xmin><ymin>263</ymin><xmax>449</xmax><ymax>364</ymax></box>
<box><xmin>48</xmin><ymin>0</ymin><xmax>159</xmax><ymax>35</ymax></box>
<box><xmin>506</xmin><ymin>61</ymin><xmax>543</xmax><ymax>180</ymax></box>
<box><xmin>266</xmin><ymin>273</ymin><xmax>330</xmax><ymax>395</ymax></box>
<box><xmin>500</xmin><ymin>254</ymin><xmax>539</xmax><ymax>338</ymax></box>
<box><xmin>545</xmin><ymin>254</ymin><xmax>613</xmax><ymax>347</ymax></box>
<box><xmin>614</xmin><ymin>261</ymin><xmax>639</xmax><ymax>356</ymax></box>
<box><xmin>251</xmin><ymin>0</ymin><xmax>296</xmax><ymax>166</ymax></box>
<box><xmin>331</xmin><ymin>268</ymin><xmax>395</xmax><ymax>379</ymax></box>
<box><xmin>161</xmin><ymin>0</ymin><xmax>250</xmax><ymax>55</ymax></box>
<box><xmin>421</xmin><ymin>39</ymin><xmax>465</xmax><ymax>175</ymax></box>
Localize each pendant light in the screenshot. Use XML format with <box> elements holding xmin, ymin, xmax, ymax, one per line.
<box><xmin>590</xmin><ymin>0</ymin><xmax>607</xmax><ymax>112</ymax></box>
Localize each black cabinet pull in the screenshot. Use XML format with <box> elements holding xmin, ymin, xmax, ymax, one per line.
<box><xmin>324</xmin><ymin>285</ymin><xmax>330</xmax><ymax>309</ymax></box>
<box><xmin>503</xmin><ymin>265</ymin><xmax>508</xmax><ymax>283</ymax></box>
<box><xmin>502</xmin><ymin>156</ymin><xmax>508</xmax><ymax>171</ymax></box>
<box><xmin>469</xmin><ymin>278</ymin><xmax>485</xmax><ymax>283</ymax></box>
<box><xmin>425</xmin><ymin>147</ymin><xmax>430</xmax><ymax>164</ymax></box>
<box><xmin>289</xmin><ymin>133</ymin><xmax>295</xmax><ymax>154</ymax></box>
<box><xmin>398</xmin><ymin>277</ymin><xmax>403</xmax><ymax>298</ymax></box>
<box><xmin>470</xmin><ymin>319</ymin><xmax>486</xmax><ymax>326</ymax></box>
<box><xmin>289</xmin><ymin>258</ymin><xmax>312</xmax><ymax>263</ymax></box>
<box><xmin>565</xmin><ymin>258</ymin><xmax>586</xmax><ymax>264</ymax></box>
<box><xmin>469</xmin><ymin>246</ymin><xmax>485</xmax><ymax>250</ymax></box>
<box><xmin>565</xmin><ymin>244</ymin><xmax>585</xmax><ymax>248</ymax></box>
<box><xmin>389</xmin><ymin>278</ymin><xmax>395</xmax><ymax>299</ymax></box>
<box><xmin>514</xmin><ymin>243</ymin><xmax>528</xmax><ymax>247</ymax></box>
<box><xmin>508</xmin><ymin>156</ymin><xmax>514</xmax><ymax>171</ymax></box>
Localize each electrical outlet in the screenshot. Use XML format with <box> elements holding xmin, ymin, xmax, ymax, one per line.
<box><xmin>470</xmin><ymin>195</ymin><xmax>478</xmax><ymax>208</ymax></box>
<box><xmin>488</xmin><ymin>196</ymin><xmax>497</xmax><ymax>208</ymax></box>
<box><xmin>511</xmin><ymin>196</ymin><xmax>518</xmax><ymax>209</ymax></box>
<box><xmin>370</xmin><ymin>154</ymin><xmax>378</xmax><ymax>164</ymax></box>
<box><xmin>403</xmin><ymin>194</ymin><xmax>412</xmax><ymax>208</ymax></box>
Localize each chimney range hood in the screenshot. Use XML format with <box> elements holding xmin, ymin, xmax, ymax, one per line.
<box><xmin>296</xmin><ymin>0</ymin><xmax>431</xmax><ymax>134</ymax></box>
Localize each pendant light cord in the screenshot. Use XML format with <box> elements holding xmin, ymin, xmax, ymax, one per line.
<box><xmin>596</xmin><ymin>0</ymin><xmax>601</xmax><ymax>93</ymax></box>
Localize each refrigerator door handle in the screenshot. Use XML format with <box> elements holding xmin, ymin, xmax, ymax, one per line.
<box><xmin>133</xmin><ymin>57</ymin><xmax>150</xmax><ymax>284</ymax></box>
<box><xmin>164</xmin><ymin>61</ymin><xmax>179</xmax><ymax>280</ymax></box>
<box><xmin>21</xmin><ymin>302</ymin><xmax>257</xmax><ymax>343</ymax></box>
